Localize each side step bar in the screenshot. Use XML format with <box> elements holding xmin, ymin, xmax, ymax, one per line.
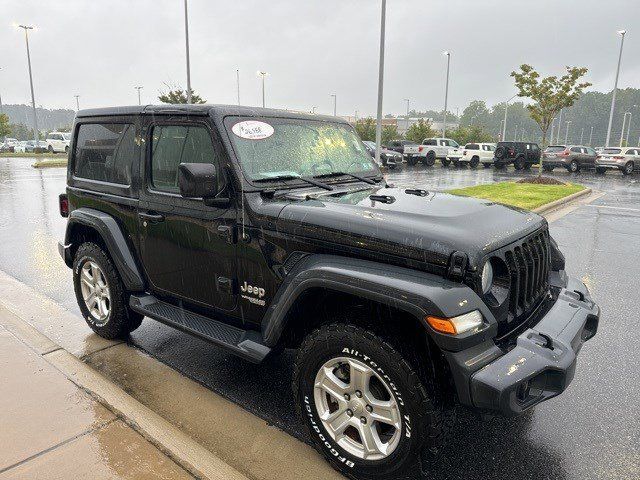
<box><xmin>129</xmin><ymin>294</ymin><xmax>271</xmax><ymax>363</ymax></box>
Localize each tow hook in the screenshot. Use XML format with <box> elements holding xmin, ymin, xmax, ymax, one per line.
<box><xmin>534</xmin><ymin>332</ymin><xmax>554</xmax><ymax>350</ymax></box>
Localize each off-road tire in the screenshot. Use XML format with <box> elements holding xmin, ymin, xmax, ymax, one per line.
<box><xmin>524</xmin><ymin>163</ymin><xmax>532</xmax><ymax>170</ymax></box>
<box><xmin>514</xmin><ymin>156</ymin><xmax>525</xmax><ymax>170</ymax></box>
<box><xmin>494</xmin><ymin>146</ymin><xmax>506</xmax><ymax>160</ymax></box>
<box><xmin>469</xmin><ymin>156</ymin><xmax>480</xmax><ymax>168</ymax></box>
<box><xmin>441</xmin><ymin>158</ymin><xmax>451</xmax><ymax>167</ymax></box>
<box><xmin>423</xmin><ymin>151</ymin><xmax>436</xmax><ymax>167</ymax></box>
<box><xmin>73</xmin><ymin>242</ymin><xmax>143</xmax><ymax>339</ymax></box>
<box><xmin>293</xmin><ymin>323</ymin><xmax>455</xmax><ymax>480</ymax></box>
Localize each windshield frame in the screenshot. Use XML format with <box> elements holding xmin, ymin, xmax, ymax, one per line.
<box><xmin>222</xmin><ymin>115</ymin><xmax>381</xmax><ymax>189</ymax></box>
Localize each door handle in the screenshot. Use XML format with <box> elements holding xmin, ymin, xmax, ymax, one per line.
<box><xmin>139</xmin><ymin>212</ymin><xmax>165</xmax><ymax>224</ymax></box>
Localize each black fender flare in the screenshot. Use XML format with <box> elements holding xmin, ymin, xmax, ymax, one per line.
<box><xmin>261</xmin><ymin>254</ymin><xmax>496</xmax><ymax>351</ymax></box>
<box><xmin>64</xmin><ymin>208</ymin><xmax>145</xmax><ymax>291</ymax></box>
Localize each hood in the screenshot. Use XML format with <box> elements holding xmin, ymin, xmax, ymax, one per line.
<box><xmin>274</xmin><ymin>185</ymin><xmax>545</xmax><ymax>270</ymax></box>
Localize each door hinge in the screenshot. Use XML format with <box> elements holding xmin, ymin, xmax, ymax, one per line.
<box><xmin>217</xmin><ymin>276</ymin><xmax>236</xmax><ymax>294</ymax></box>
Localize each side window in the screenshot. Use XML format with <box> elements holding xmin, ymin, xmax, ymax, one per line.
<box><xmin>467</xmin><ymin>144</ymin><xmax>479</xmax><ymax>150</ymax></box>
<box><xmin>423</xmin><ymin>139</ymin><xmax>436</xmax><ymax>146</ymax></box>
<box><xmin>74</xmin><ymin>123</ymin><xmax>136</xmax><ymax>185</ymax></box>
<box><xmin>150</xmin><ymin>124</ymin><xmax>222</xmax><ymax>194</ymax></box>
<box><xmin>570</xmin><ymin>147</ymin><xmax>581</xmax><ymax>153</ymax></box>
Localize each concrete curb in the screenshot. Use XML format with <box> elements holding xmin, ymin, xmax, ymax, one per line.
<box><xmin>533</xmin><ymin>187</ymin><xmax>592</xmax><ymax>215</ymax></box>
<box><xmin>0</xmin><ymin>298</ymin><xmax>248</xmax><ymax>480</ymax></box>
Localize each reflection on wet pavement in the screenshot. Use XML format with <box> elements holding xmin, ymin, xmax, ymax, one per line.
<box><xmin>1</xmin><ymin>157</ymin><xmax>639</xmax><ymax>479</ymax></box>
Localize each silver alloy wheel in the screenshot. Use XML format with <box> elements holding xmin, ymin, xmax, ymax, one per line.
<box><xmin>313</xmin><ymin>357</ymin><xmax>402</xmax><ymax>461</ymax></box>
<box><xmin>80</xmin><ymin>261</ymin><xmax>111</xmax><ymax>325</ymax></box>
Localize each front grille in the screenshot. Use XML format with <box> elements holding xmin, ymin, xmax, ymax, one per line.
<box><xmin>501</xmin><ymin>228</ymin><xmax>551</xmax><ymax>333</ymax></box>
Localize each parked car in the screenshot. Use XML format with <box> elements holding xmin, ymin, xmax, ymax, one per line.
<box><xmin>595</xmin><ymin>147</ymin><xmax>640</xmax><ymax>175</ymax></box>
<box><xmin>13</xmin><ymin>141</ymin><xmax>29</xmax><ymax>153</ymax></box>
<box><xmin>45</xmin><ymin>131</ymin><xmax>72</xmax><ymax>153</ymax></box>
<box><xmin>58</xmin><ymin>104</ymin><xmax>600</xmax><ymax>480</ymax></box>
<box><xmin>542</xmin><ymin>145</ymin><xmax>598</xmax><ymax>173</ymax></box>
<box><xmin>362</xmin><ymin>141</ymin><xmax>401</xmax><ymax>169</ymax></box>
<box><xmin>1</xmin><ymin>138</ymin><xmax>19</xmax><ymax>153</ymax></box>
<box><xmin>385</xmin><ymin>139</ymin><xmax>416</xmax><ymax>158</ymax></box>
<box><xmin>26</xmin><ymin>140</ymin><xmax>48</xmax><ymax>153</ymax></box>
<box><xmin>403</xmin><ymin>137</ymin><xmax>462</xmax><ymax>167</ymax></box>
<box><xmin>493</xmin><ymin>141</ymin><xmax>541</xmax><ymax>169</ymax></box>
<box><xmin>458</xmin><ymin>143</ymin><xmax>496</xmax><ymax>168</ymax></box>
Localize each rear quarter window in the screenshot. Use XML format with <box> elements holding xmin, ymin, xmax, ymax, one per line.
<box><xmin>73</xmin><ymin>123</ymin><xmax>137</xmax><ymax>185</ymax></box>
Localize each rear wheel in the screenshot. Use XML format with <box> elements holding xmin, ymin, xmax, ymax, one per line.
<box><xmin>514</xmin><ymin>156</ymin><xmax>525</xmax><ymax>170</ymax></box>
<box><xmin>293</xmin><ymin>324</ymin><xmax>455</xmax><ymax>480</ymax></box>
<box><xmin>469</xmin><ymin>156</ymin><xmax>479</xmax><ymax>168</ymax></box>
<box><xmin>73</xmin><ymin>242</ymin><xmax>143</xmax><ymax>339</ymax></box>
<box><xmin>441</xmin><ymin>158</ymin><xmax>451</xmax><ymax>167</ymax></box>
<box><xmin>423</xmin><ymin>151</ymin><xmax>436</xmax><ymax>167</ymax></box>
<box><xmin>568</xmin><ymin>160</ymin><xmax>580</xmax><ymax>173</ymax></box>
<box><xmin>623</xmin><ymin>162</ymin><xmax>634</xmax><ymax>175</ymax></box>
<box><xmin>47</xmin><ymin>145</ymin><xmax>53</xmax><ymax>153</ymax></box>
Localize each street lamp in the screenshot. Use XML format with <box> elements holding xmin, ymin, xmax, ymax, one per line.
<box><xmin>404</xmin><ymin>98</ymin><xmax>410</xmax><ymax>132</ymax></box>
<box><xmin>502</xmin><ymin>94</ymin><xmax>517</xmax><ymax>143</ymax></box>
<box><xmin>442</xmin><ymin>51</ymin><xmax>451</xmax><ymax>137</ymax></box>
<box><xmin>589</xmin><ymin>125</ymin><xmax>594</xmax><ymax>146</ymax></box>
<box><xmin>331</xmin><ymin>94</ymin><xmax>337</xmax><ymax>117</ymax></box>
<box><xmin>374</xmin><ymin>0</ymin><xmax>386</xmax><ymax>165</ymax></box>
<box><xmin>513</xmin><ymin>124</ymin><xmax>518</xmax><ymax>141</ymax></box>
<box><xmin>183</xmin><ymin>0</ymin><xmax>192</xmax><ymax>104</ymax></box>
<box><xmin>257</xmin><ymin>71</ymin><xmax>268</xmax><ymax>108</ymax></box>
<box><xmin>605</xmin><ymin>29</ymin><xmax>626</xmax><ymax>147</ymax></box>
<box><xmin>564</xmin><ymin>120</ymin><xmax>572</xmax><ymax>144</ymax></box>
<box><xmin>580</xmin><ymin>127</ymin><xmax>584</xmax><ymax>145</ymax></box>
<box><xmin>620</xmin><ymin>112</ymin><xmax>631</xmax><ymax>147</ymax></box>
<box><xmin>74</xmin><ymin>95</ymin><xmax>80</xmax><ymax>111</ymax></box>
<box><xmin>134</xmin><ymin>86</ymin><xmax>143</xmax><ymax>105</ymax></box>
<box><xmin>17</xmin><ymin>25</ymin><xmax>39</xmax><ymax>146</ymax></box>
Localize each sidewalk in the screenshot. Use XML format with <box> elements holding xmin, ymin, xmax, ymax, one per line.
<box><xmin>0</xmin><ymin>312</ymin><xmax>192</xmax><ymax>479</ymax></box>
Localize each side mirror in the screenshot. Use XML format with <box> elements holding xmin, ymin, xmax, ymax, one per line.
<box><xmin>178</xmin><ymin>163</ymin><xmax>219</xmax><ymax>199</ymax></box>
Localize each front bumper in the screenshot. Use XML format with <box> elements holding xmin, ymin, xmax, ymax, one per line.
<box><xmin>446</xmin><ymin>273</ymin><xmax>599</xmax><ymax>416</ymax></box>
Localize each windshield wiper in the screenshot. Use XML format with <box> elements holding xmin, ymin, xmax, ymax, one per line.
<box><xmin>313</xmin><ymin>171</ymin><xmax>377</xmax><ymax>185</ymax></box>
<box><xmin>253</xmin><ymin>174</ymin><xmax>333</xmax><ymax>191</ymax></box>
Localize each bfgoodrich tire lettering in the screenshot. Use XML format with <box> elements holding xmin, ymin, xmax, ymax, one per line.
<box><xmin>293</xmin><ymin>323</ymin><xmax>452</xmax><ymax>480</ymax></box>
<box><xmin>73</xmin><ymin>242</ymin><xmax>143</xmax><ymax>339</ymax></box>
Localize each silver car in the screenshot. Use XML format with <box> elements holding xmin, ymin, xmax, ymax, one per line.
<box><xmin>595</xmin><ymin>147</ymin><xmax>640</xmax><ymax>175</ymax></box>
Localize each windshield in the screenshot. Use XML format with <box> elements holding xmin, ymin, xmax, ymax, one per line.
<box><xmin>225</xmin><ymin>117</ymin><xmax>378</xmax><ymax>181</ymax></box>
<box><xmin>62</xmin><ymin>133</ymin><xmax>72</xmax><ymax>140</ymax></box>
<box><xmin>546</xmin><ymin>146</ymin><xmax>566</xmax><ymax>152</ymax></box>
<box><xmin>603</xmin><ymin>148</ymin><xmax>622</xmax><ymax>155</ymax></box>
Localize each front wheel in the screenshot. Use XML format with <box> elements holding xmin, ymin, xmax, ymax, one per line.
<box><xmin>423</xmin><ymin>151</ymin><xmax>436</xmax><ymax>167</ymax></box>
<box><xmin>469</xmin><ymin>156</ymin><xmax>480</xmax><ymax>168</ymax></box>
<box><xmin>47</xmin><ymin>145</ymin><xmax>54</xmax><ymax>153</ymax></box>
<box><xmin>568</xmin><ymin>160</ymin><xmax>580</xmax><ymax>173</ymax></box>
<box><xmin>73</xmin><ymin>242</ymin><xmax>143</xmax><ymax>339</ymax></box>
<box><xmin>293</xmin><ymin>324</ymin><xmax>454</xmax><ymax>480</ymax></box>
<box><xmin>514</xmin><ymin>157</ymin><xmax>525</xmax><ymax>170</ymax></box>
<box><xmin>623</xmin><ymin>162</ymin><xmax>634</xmax><ymax>175</ymax></box>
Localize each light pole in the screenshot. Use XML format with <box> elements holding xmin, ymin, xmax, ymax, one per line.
<box><xmin>18</xmin><ymin>25</ymin><xmax>39</xmax><ymax>146</ymax></box>
<box><xmin>564</xmin><ymin>120</ymin><xmax>572</xmax><ymax>144</ymax></box>
<box><xmin>404</xmin><ymin>98</ymin><xmax>410</xmax><ymax>133</ymax></box>
<box><xmin>513</xmin><ymin>124</ymin><xmax>518</xmax><ymax>141</ymax></box>
<box><xmin>619</xmin><ymin>112</ymin><xmax>631</xmax><ymax>147</ymax></box>
<box><xmin>589</xmin><ymin>125</ymin><xmax>594</xmax><ymax>146</ymax></box>
<box><xmin>580</xmin><ymin>127</ymin><xmax>584</xmax><ymax>145</ymax></box>
<box><xmin>257</xmin><ymin>71</ymin><xmax>268</xmax><ymax>108</ymax></box>
<box><xmin>442</xmin><ymin>51</ymin><xmax>451</xmax><ymax>138</ymax></box>
<box><xmin>74</xmin><ymin>95</ymin><xmax>80</xmax><ymax>111</ymax></box>
<box><xmin>236</xmin><ymin>69</ymin><xmax>240</xmax><ymax>105</ymax></box>
<box><xmin>331</xmin><ymin>94</ymin><xmax>337</xmax><ymax>117</ymax></box>
<box><xmin>605</xmin><ymin>30</ymin><xmax>626</xmax><ymax>147</ymax></box>
<box><xmin>183</xmin><ymin>0</ymin><xmax>192</xmax><ymax>104</ymax></box>
<box><xmin>134</xmin><ymin>86</ymin><xmax>143</xmax><ymax>105</ymax></box>
<box><xmin>502</xmin><ymin>94</ymin><xmax>517</xmax><ymax>143</ymax></box>
<box><xmin>374</xmin><ymin>0</ymin><xmax>386</xmax><ymax>165</ymax></box>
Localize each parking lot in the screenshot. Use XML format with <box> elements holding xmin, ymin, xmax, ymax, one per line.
<box><xmin>1</xmin><ymin>157</ymin><xmax>639</xmax><ymax>479</ymax></box>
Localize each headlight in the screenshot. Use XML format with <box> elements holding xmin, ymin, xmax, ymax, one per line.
<box><xmin>481</xmin><ymin>261</ymin><xmax>493</xmax><ymax>294</ymax></box>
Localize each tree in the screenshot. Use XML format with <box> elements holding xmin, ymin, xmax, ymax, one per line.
<box><xmin>158</xmin><ymin>83</ymin><xmax>206</xmax><ymax>104</ymax></box>
<box><xmin>459</xmin><ymin>100</ymin><xmax>490</xmax><ymax>129</ymax></box>
<box><xmin>355</xmin><ymin>117</ymin><xmax>376</xmax><ymax>142</ymax></box>
<box><xmin>405</xmin><ymin>119</ymin><xmax>436</xmax><ymax>144</ymax></box>
<box><xmin>511</xmin><ymin>64</ymin><xmax>591</xmax><ymax>175</ymax></box>
<box><xmin>0</xmin><ymin>114</ymin><xmax>10</xmax><ymax>138</ymax></box>
<box><xmin>382</xmin><ymin>124</ymin><xmax>399</xmax><ymax>145</ymax></box>
<box><xmin>446</xmin><ymin>125</ymin><xmax>495</xmax><ymax>145</ymax></box>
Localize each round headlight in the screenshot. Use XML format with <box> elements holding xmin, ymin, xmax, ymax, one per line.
<box><xmin>481</xmin><ymin>261</ymin><xmax>494</xmax><ymax>294</ymax></box>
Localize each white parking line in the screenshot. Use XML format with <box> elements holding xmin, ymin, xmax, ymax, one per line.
<box><xmin>585</xmin><ymin>204</ymin><xmax>640</xmax><ymax>213</ymax></box>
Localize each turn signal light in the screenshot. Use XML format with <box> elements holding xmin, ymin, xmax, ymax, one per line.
<box><xmin>426</xmin><ymin>310</ymin><xmax>484</xmax><ymax>335</ymax></box>
<box><xmin>426</xmin><ymin>316</ymin><xmax>457</xmax><ymax>334</ymax></box>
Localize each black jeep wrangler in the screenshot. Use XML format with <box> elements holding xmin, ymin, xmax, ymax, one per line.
<box><xmin>58</xmin><ymin>105</ymin><xmax>599</xmax><ymax>480</ymax></box>
<box><xmin>493</xmin><ymin>141</ymin><xmax>541</xmax><ymax>170</ymax></box>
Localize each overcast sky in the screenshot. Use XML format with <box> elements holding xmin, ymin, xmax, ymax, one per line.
<box><xmin>1</xmin><ymin>0</ymin><xmax>638</xmax><ymax>116</ymax></box>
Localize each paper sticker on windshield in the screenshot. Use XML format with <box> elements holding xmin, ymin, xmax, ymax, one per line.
<box><xmin>232</xmin><ymin>121</ymin><xmax>274</xmax><ymax>140</ymax></box>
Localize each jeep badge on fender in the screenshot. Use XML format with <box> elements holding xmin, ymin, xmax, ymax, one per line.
<box><xmin>58</xmin><ymin>104</ymin><xmax>599</xmax><ymax>480</ymax></box>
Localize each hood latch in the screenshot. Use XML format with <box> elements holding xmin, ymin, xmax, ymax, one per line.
<box><xmin>447</xmin><ymin>251</ymin><xmax>468</xmax><ymax>282</ymax></box>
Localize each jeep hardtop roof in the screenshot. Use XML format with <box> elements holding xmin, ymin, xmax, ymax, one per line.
<box><xmin>75</xmin><ymin>104</ymin><xmax>343</xmax><ymax>125</ymax></box>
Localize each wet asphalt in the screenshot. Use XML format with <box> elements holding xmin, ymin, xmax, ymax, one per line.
<box><xmin>0</xmin><ymin>156</ymin><xmax>638</xmax><ymax>479</ymax></box>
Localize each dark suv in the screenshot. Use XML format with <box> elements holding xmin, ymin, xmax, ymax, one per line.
<box><xmin>58</xmin><ymin>105</ymin><xmax>599</xmax><ymax>480</ymax></box>
<box><xmin>494</xmin><ymin>141</ymin><xmax>541</xmax><ymax>169</ymax></box>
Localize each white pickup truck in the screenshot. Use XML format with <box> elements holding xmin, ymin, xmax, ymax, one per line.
<box><xmin>403</xmin><ymin>137</ymin><xmax>462</xmax><ymax>167</ymax></box>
